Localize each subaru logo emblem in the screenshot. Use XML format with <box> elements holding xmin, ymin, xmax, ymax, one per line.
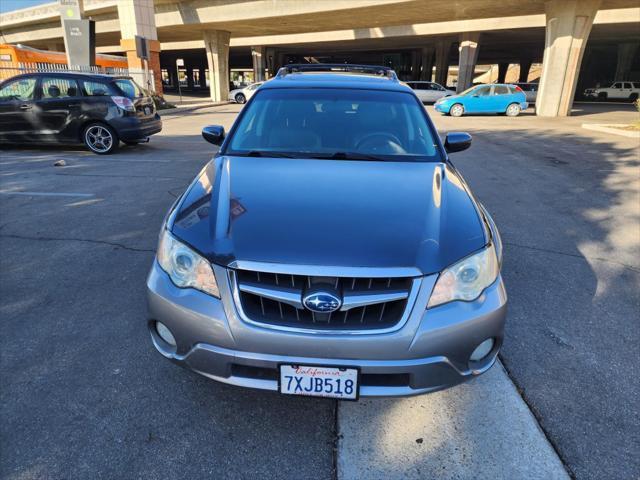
<box><xmin>303</xmin><ymin>290</ymin><xmax>342</xmax><ymax>313</ymax></box>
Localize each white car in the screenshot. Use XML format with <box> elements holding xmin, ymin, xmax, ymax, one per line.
<box><xmin>406</xmin><ymin>81</ymin><xmax>455</xmax><ymax>103</ymax></box>
<box><xmin>584</xmin><ymin>81</ymin><xmax>640</xmax><ymax>101</ymax></box>
<box><xmin>228</xmin><ymin>82</ymin><xmax>264</xmax><ymax>104</ymax></box>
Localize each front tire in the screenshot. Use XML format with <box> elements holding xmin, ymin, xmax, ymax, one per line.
<box><xmin>506</xmin><ymin>103</ymin><xmax>521</xmax><ymax>117</ymax></box>
<box><xmin>235</xmin><ymin>93</ymin><xmax>246</xmax><ymax>104</ymax></box>
<box><xmin>449</xmin><ymin>103</ymin><xmax>464</xmax><ymax>117</ymax></box>
<box><xmin>83</xmin><ymin>123</ymin><xmax>119</xmax><ymax>155</ymax></box>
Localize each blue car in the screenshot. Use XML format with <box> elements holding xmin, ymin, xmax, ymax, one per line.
<box><xmin>434</xmin><ymin>84</ymin><xmax>528</xmax><ymax>117</ymax></box>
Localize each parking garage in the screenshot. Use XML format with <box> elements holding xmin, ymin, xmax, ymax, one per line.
<box><xmin>1</xmin><ymin>1</ymin><xmax>639</xmax><ymax>115</ymax></box>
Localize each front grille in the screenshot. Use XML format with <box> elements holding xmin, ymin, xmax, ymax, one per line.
<box><xmin>233</xmin><ymin>269</ymin><xmax>415</xmax><ymax>331</ymax></box>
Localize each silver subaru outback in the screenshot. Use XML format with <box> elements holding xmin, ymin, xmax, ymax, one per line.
<box><xmin>147</xmin><ymin>64</ymin><xmax>507</xmax><ymax>399</ymax></box>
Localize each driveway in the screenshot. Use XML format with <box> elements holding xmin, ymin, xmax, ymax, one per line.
<box><xmin>0</xmin><ymin>103</ymin><xmax>637</xmax><ymax>480</ymax></box>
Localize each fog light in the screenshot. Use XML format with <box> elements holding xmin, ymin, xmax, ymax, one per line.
<box><xmin>156</xmin><ymin>321</ymin><xmax>176</xmax><ymax>347</ymax></box>
<box><xmin>470</xmin><ymin>338</ymin><xmax>494</xmax><ymax>362</ymax></box>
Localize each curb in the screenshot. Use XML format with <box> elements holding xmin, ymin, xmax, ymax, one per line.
<box><xmin>581</xmin><ymin>123</ymin><xmax>640</xmax><ymax>138</ymax></box>
<box><xmin>158</xmin><ymin>101</ymin><xmax>232</xmax><ymax>117</ymax></box>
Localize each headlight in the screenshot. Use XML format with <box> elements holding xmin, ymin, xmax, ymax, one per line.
<box><xmin>427</xmin><ymin>244</ymin><xmax>499</xmax><ymax>308</ymax></box>
<box><xmin>156</xmin><ymin>229</ymin><xmax>220</xmax><ymax>297</ymax></box>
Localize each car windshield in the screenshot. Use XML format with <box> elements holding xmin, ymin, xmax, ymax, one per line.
<box><xmin>114</xmin><ymin>78</ymin><xmax>143</xmax><ymax>99</ymax></box>
<box><xmin>458</xmin><ymin>86</ymin><xmax>477</xmax><ymax>96</ymax></box>
<box><xmin>227</xmin><ymin>88</ymin><xmax>439</xmax><ymax>161</ymax></box>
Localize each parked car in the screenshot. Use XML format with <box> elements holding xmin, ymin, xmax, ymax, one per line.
<box><xmin>584</xmin><ymin>81</ymin><xmax>640</xmax><ymax>101</ymax></box>
<box><xmin>434</xmin><ymin>83</ymin><xmax>528</xmax><ymax>117</ymax></box>
<box><xmin>0</xmin><ymin>72</ymin><xmax>162</xmax><ymax>154</ymax></box>
<box><xmin>514</xmin><ymin>82</ymin><xmax>538</xmax><ymax>103</ymax></box>
<box><xmin>228</xmin><ymin>81</ymin><xmax>263</xmax><ymax>104</ymax></box>
<box><xmin>147</xmin><ymin>64</ymin><xmax>507</xmax><ymax>400</ymax></box>
<box><xmin>406</xmin><ymin>81</ymin><xmax>455</xmax><ymax>103</ymax></box>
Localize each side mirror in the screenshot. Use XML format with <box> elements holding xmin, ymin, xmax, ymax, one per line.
<box><xmin>202</xmin><ymin>125</ymin><xmax>225</xmax><ymax>146</ymax></box>
<box><xmin>444</xmin><ymin>132</ymin><xmax>472</xmax><ymax>154</ymax></box>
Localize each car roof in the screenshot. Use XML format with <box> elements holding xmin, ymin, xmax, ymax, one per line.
<box><xmin>5</xmin><ymin>72</ymin><xmax>131</xmax><ymax>81</ymax></box>
<box><xmin>261</xmin><ymin>72</ymin><xmax>412</xmax><ymax>93</ymax></box>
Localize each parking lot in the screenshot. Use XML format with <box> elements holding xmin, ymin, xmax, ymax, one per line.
<box><xmin>1</xmin><ymin>103</ymin><xmax>638</xmax><ymax>480</ymax></box>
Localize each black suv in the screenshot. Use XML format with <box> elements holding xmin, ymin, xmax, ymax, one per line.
<box><xmin>0</xmin><ymin>72</ymin><xmax>162</xmax><ymax>154</ymax></box>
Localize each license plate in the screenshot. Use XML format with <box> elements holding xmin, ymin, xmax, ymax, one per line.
<box><xmin>280</xmin><ymin>365</ymin><xmax>359</xmax><ymax>400</ymax></box>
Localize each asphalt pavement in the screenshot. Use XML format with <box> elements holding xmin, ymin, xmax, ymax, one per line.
<box><xmin>1</xmin><ymin>102</ymin><xmax>638</xmax><ymax>480</ymax></box>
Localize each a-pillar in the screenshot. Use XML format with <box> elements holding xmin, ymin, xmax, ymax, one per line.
<box><xmin>117</xmin><ymin>0</ymin><xmax>162</xmax><ymax>94</ymax></box>
<box><xmin>457</xmin><ymin>32</ymin><xmax>480</xmax><ymax>93</ymax></box>
<box><xmin>203</xmin><ymin>30</ymin><xmax>231</xmax><ymax>102</ymax></box>
<box><xmin>536</xmin><ymin>0</ymin><xmax>600</xmax><ymax>117</ymax></box>
<box><xmin>615</xmin><ymin>43</ymin><xmax>639</xmax><ymax>81</ymax></box>
<box><xmin>252</xmin><ymin>46</ymin><xmax>266</xmax><ymax>82</ymax></box>
<box><xmin>434</xmin><ymin>39</ymin><xmax>452</xmax><ymax>87</ymax></box>
<box><xmin>519</xmin><ymin>58</ymin><xmax>532</xmax><ymax>83</ymax></box>
<box><xmin>420</xmin><ymin>45</ymin><xmax>435</xmax><ymax>81</ymax></box>
<box><xmin>497</xmin><ymin>62</ymin><xmax>509</xmax><ymax>83</ymax></box>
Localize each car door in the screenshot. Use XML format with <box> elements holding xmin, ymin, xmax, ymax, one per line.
<box><xmin>491</xmin><ymin>85</ymin><xmax>512</xmax><ymax>112</ymax></box>
<box><xmin>465</xmin><ymin>85</ymin><xmax>492</xmax><ymax>113</ymax></box>
<box><xmin>610</xmin><ymin>82</ymin><xmax>623</xmax><ymax>99</ymax></box>
<box><xmin>0</xmin><ymin>76</ymin><xmax>37</xmax><ymax>141</ymax></box>
<box><xmin>409</xmin><ymin>82</ymin><xmax>429</xmax><ymax>102</ymax></box>
<box><xmin>34</xmin><ymin>75</ymin><xmax>83</xmax><ymax>142</ymax></box>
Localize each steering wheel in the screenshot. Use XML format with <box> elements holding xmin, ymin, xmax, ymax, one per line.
<box><xmin>355</xmin><ymin>132</ymin><xmax>405</xmax><ymax>154</ymax></box>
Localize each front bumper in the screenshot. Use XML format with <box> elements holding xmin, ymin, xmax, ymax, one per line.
<box><xmin>146</xmin><ymin>261</ymin><xmax>507</xmax><ymax>397</ymax></box>
<box><xmin>434</xmin><ymin>102</ymin><xmax>449</xmax><ymax>113</ymax></box>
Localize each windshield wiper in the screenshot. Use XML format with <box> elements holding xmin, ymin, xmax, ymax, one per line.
<box><xmin>240</xmin><ymin>150</ymin><xmax>296</xmax><ymax>158</ymax></box>
<box><xmin>311</xmin><ymin>152</ymin><xmax>386</xmax><ymax>161</ymax></box>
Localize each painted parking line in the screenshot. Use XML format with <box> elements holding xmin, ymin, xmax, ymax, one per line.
<box><xmin>338</xmin><ymin>361</ymin><xmax>569</xmax><ymax>480</ymax></box>
<box><xmin>0</xmin><ymin>191</ymin><xmax>95</xmax><ymax>197</ymax></box>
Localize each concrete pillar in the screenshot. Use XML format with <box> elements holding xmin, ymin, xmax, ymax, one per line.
<box><xmin>252</xmin><ymin>46</ymin><xmax>266</xmax><ymax>82</ymax></box>
<box><xmin>615</xmin><ymin>43</ymin><xmax>639</xmax><ymax>81</ymax></box>
<box><xmin>117</xmin><ymin>0</ymin><xmax>162</xmax><ymax>94</ymax></box>
<box><xmin>456</xmin><ymin>32</ymin><xmax>480</xmax><ymax>93</ymax></box>
<box><xmin>497</xmin><ymin>62</ymin><xmax>509</xmax><ymax>83</ymax></box>
<box><xmin>434</xmin><ymin>39</ymin><xmax>452</xmax><ymax>87</ymax></box>
<box><xmin>264</xmin><ymin>48</ymin><xmax>275</xmax><ymax>78</ymax></box>
<box><xmin>536</xmin><ymin>0</ymin><xmax>600</xmax><ymax>117</ymax></box>
<box><xmin>519</xmin><ymin>59</ymin><xmax>532</xmax><ymax>83</ymax></box>
<box><xmin>203</xmin><ymin>30</ymin><xmax>231</xmax><ymax>102</ymax></box>
<box><xmin>420</xmin><ymin>46</ymin><xmax>435</xmax><ymax>81</ymax></box>
<box><xmin>411</xmin><ymin>50</ymin><xmax>420</xmax><ymax>81</ymax></box>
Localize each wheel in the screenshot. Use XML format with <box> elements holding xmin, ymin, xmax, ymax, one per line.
<box><xmin>598</xmin><ymin>92</ymin><xmax>607</xmax><ymax>101</ymax></box>
<box><xmin>629</xmin><ymin>93</ymin><xmax>638</xmax><ymax>102</ymax></box>
<box><xmin>235</xmin><ymin>93</ymin><xmax>246</xmax><ymax>104</ymax></box>
<box><xmin>449</xmin><ymin>103</ymin><xmax>464</xmax><ymax>117</ymax></box>
<box><xmin>83</xmin><ymin>123</ymin><xmax>119</xmax><ymax>154</ymax></box>
<box><xmin>506</xmin><ymin>103</ymin><xmax>521</xmax><ymax>117</ymax></box>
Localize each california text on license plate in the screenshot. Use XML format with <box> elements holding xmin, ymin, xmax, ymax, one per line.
<box><xmin>279</xmin><ymin>365</ymin><xmax>359</xmax><ymax>400</ymax></box>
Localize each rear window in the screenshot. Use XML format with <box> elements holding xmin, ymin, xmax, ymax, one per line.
<box><xmin>114</xmin><ymin>78</ymin><xmax>143</xmax><ymax>99</ymax></box>
<box><xmin>494</xmin><ymin>85</ymin><xmax>510</xmax><ymax>95</ymax></box>
<box><xmin>227</xmin><ymin>88</ymin><xmax>439</xmax><ymax>161</ymax></box>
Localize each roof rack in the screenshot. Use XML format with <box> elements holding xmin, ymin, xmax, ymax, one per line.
<box><xmin>275</xmin><ymin>63</ymin><xmax>398</xmax><ymax>81</ymax></box>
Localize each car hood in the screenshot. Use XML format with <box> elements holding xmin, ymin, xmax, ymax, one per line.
<box><xmin>170</xmin><ymin>156</ymin><xmax>486</xmax><ymax>275</ymax></box>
